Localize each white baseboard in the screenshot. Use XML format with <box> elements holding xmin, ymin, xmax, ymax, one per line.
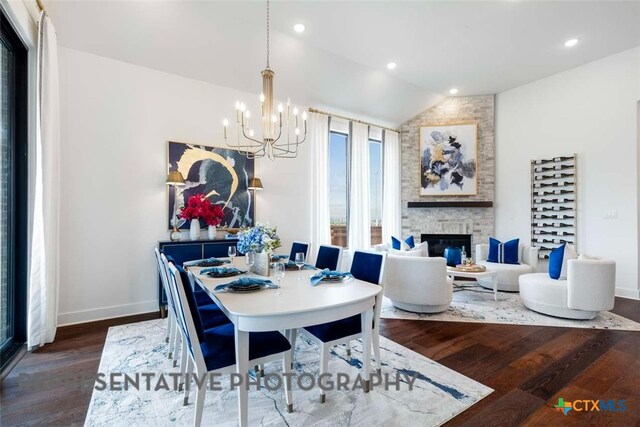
<box><xmin>615</xmin><ymin>287</ymin><xmax>640</xmax><ymax>300</ymax></box>
<box><xmin>57</xmin><ymin>300</ymin><xmax>159</xmax><ymax>326</ymax></box>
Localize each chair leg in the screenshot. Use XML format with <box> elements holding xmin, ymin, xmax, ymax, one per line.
<box><xmin>173</xmin><ymin>333</ymin><xmax>181</xmax><ymax>367</ymax></box>
<box><xmin>184</xmin><ymin>358</ymin><xmax>194</xmax><ymax>405</ymax></box>
<box><xmin>289</xmin><ymin>329</ymin><xmax>297</xmax><ymax>369</ymax></box>
<box><xmin>179</xmin><ymin>341</ymin><xmax>188</xmax><ymax>390</ymax></box>
<box><xmin>166</xmin><ymin>311</ymin><xmax>173</xmax><ymax>343</ymax></box>
<box><xmin>194</xmin><ymin>381</ymin><xmax>207</xmax><ymax>427</ymax></box>
<box><xmin>319</xmin><ymin>344</ymin><xmax>329</xmax><ymax>403</ymax></box>
<box><xmin>283</xmin><ymin>352</ymin><xmax>293</xmax><ymax>413</ymax></box>
<box><xmin>168</xmin><ymin>317</ymin><xmax>177</xmax><ymax>359</ymax></box>
<box><xmin>372</xmin><ymin>330</ymin><xmax>381</xmax><ymax>375</ymax></box>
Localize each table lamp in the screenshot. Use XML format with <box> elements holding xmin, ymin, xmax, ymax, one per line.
<box><xmin>166</xmin><ymin>170</ymin><xmax>186</xmax><ymax>241</ymax></box>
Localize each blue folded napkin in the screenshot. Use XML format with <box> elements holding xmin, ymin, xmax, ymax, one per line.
<box><xmin>201</xmin><ymin>266</ymin><xmax>243</xmax><ymax>275</ymax></box>
<box><xmin>310</xmin><ymin>269</ymin><xmax>353</xmax><ymax>286</ymax></box>
<box><xmin>214</xmin><ymin>277</ymin><xmax>276</xmax><ymax>291</ymax></box>
<box><xmin>271</xmin><ymin>254</ymin><xmax>289</xmax><ymax>261</ymax></box>
<box><xmin>183</xmin><ymin>257</ymin><xmax>230</xmax><ymax>267</ymax></box>
<box><xmin>285</xmin><ymin>260</ymin><xmax>316</xmax><ymax>270</ymax></box>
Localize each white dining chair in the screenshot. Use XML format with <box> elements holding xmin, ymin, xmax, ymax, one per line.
<box><xmin>298</xmin><ymin>250</ymin><xmax>386</xmax><ymax>402</ymax></box>
<box><xmin>166</xmin><ymin>263</ymin><xmax>294</xmax><ymax>426</ymax></box>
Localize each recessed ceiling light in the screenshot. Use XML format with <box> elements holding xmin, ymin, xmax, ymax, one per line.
<box><xmin>564</xmin><ymin>38</ymin><xmax>579</xmax><ymax>47</ymax></box>
<box><xmin>294</xmin><ymin>23</ymin><xmax>305</xmax><ymax>33</ymax></box>
<box><xmin>449</xmin><ymin>88</ymin><xmax>459</xmax><ymax>95</ymax></box>
<box><xmin>387</xmin><ymin>62</ymin><xmax>397</xmax><ymax>70</ymax></box>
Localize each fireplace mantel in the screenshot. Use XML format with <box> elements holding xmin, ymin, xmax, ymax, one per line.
<box><xmin>408</xmin><ymin>201</ymin><xmax>493</xmax><ymax>208</ymax></box>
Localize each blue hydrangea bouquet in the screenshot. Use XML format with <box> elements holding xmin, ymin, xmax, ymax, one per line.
<box><xmin>236</xmin><ymin>223</ymin><xmax>282</xmax><ymax>254</ymax></box>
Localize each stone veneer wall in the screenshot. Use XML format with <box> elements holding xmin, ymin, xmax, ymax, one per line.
<box><xmin>400</xmin><ymin>95</ymin><xmax>495</xmax><ymax>258</ymax></box>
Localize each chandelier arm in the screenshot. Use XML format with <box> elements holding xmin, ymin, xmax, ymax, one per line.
<box><xmin>240</xmin><ymin>127</ymin><xmax>268</xmax><ymax>146</ymax></box>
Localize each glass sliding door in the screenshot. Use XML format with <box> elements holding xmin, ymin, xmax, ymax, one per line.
<box><xmin>1</xmin><ymin>31</ymin><xmax>9</xmax><ymax>348</ymax></box>
<box><xmin>1</xmin><ymin>11</ymin><xmax>28</xmax><ymax>372</ymax></box>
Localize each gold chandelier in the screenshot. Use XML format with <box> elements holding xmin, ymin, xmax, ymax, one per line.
<box><xmin>223</xmin><ymin>0</ymin><xmax>307</xmax><ymax>160</ymax></box>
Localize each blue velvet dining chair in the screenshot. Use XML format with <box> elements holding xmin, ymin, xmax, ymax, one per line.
<box><xmin>165</xmin><ymin>263</ymin><xmax>294</xmax><ymax>426</ymax></box>
<box><xmin>161</xmin><ymin>254</ymin><xmax>230</xmax><ymax>379</ymax></box>
<box><xmin>315</xmin><ymin>244</ymin><xmax>343</xmax><ymax>271</ymax></box>
<box><xmin>155</xmin><ymin>249</ymin><xmax>178</xmax><ymax>358</ymax></box>
<box><xmin>164</xmin><ymin>255</ymin><xmax>215</xmax><ymax>307</ymax></box>
<box><xmin>299</xmin><ymin>250</ymin><xmax>386</xmax><ymax>403</ymax></box>
<box><xmin>289</xmin><ymin>241</ymin><xmax>310</xmax><ymax>262</ymax></box>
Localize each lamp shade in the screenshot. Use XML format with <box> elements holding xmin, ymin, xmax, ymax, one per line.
<box><xmin>166</xmin><ymin>170</ymin><xmax>186</xmax><ymax>186</ymax></box>
<box><xmin>248</xmin><ymin>177</ymin><xmax>263</xmax><ymax>190</ymax></box>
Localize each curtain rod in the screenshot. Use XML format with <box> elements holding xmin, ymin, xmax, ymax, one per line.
<box><xmin>35</xmin><ymin>0</ymin><xmax>47</xmax><ymax>15</ymax></box>
<box><xmin>308</xmin><ymin>108</ymin><xmax>401</xmax><ymax>133</ymax></box>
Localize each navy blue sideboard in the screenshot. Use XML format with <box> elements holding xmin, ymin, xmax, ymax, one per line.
<box><xmin>157</xmin><ymin>238</ymin><xmax>238</xmax><ymax>314</ymax></box>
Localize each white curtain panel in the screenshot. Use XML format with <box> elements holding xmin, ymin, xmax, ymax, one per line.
<box><xmin>309</xmin><ymin>113</ymin><xmax>331</xmax><ymax>258</ymax></box>
<box><xmin>348</xmin><ymin>122</ymin><xmax>371</xmax><ymax>250</ymax></box>
<box><xmin>382</xmin><ymin>130</ymin><xmax>401</xmax><ymax>243</ymax></box>
<box><xmin>28</xmin><ymin>12</ymin><xmax>60</xmax><ymax>348</ymax></box>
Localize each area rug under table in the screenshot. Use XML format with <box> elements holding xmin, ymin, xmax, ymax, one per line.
<box><xmin>381</xmin><ymin>285</ymin><xmax>640</xmax><ymax>331</ymax></box>
<box><xmin>85</xmin><ymin>319</ymin><xmax>492</xmax><ymax>426</ymax></box>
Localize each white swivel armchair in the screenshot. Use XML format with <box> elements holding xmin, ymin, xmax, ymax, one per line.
<box><xmin>519</xmin><ymin>257</ymin><xmax>616</xmax><ymax>320</ymax></box>
<box><xmin>475</xmin><ymin>243</ymin><xmax>539</xmax><ymax>292</ymax></box>
<box><xmin>382</xmin><ymin>254</ymin><xmax>453</xmax><ymax>313</ymax></box>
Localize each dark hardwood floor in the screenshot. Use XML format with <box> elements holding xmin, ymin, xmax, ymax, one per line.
<box><xmin>1</xmin><ymin>299</ymin><xmax>638</xmax><ymax>426</ymax></box>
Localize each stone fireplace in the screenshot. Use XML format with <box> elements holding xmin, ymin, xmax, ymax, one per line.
<box><xmin>400</xmin><ymin>95</ymin><xmax>495</xmax><ymax>259</ymax></box>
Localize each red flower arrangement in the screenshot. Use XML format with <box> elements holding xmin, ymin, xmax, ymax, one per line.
<box><xmin>179</xmin><ymin>194</ymin><xmax>224</xmax><ymax>226</ymax></box>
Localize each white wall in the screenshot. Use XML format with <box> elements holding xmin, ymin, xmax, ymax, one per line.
<box><xmin>495</xmin><ymin>47</ymin><xmax>640</xmax><ymax>299</ymax></box>
<box><xmin>57</xmin><ymin>47</ymin><xmax>314</xmax><ymax>324</ymax></box>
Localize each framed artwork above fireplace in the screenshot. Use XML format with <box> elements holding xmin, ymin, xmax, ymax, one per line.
<box><xmin>419</xmin><ymin>122</ymin><xmax>478</xmax><ymax>196</ymax></box>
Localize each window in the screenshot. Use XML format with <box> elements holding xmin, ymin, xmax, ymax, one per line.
<box><xmin>328</xmin><ymin>128</ymin><xmax>384</xmax><ymax>248</ymax></box>
<box><xmin>329</xmin><ymin>131</ymin><xmax>348</xmax><ymax>247</ymax></box>
<box><xmin>1</xmin><ymin>11</ymin><xmax>28</xmax><ymax>373</ymax></box>
<box><xmin>369</xmin><ymin>139</ymin><xmax>383</xmax><ymax>245</ymax></box>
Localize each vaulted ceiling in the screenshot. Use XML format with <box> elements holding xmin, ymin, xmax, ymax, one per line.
<box><xmin>47</xmin><ymin>0</ymin><xmax>640</xmax><ymax>126</ymax></box>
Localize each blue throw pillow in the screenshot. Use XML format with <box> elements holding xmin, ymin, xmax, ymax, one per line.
<box><xmin>391</xmin><ymin>235</ymin><xmax>415</xmax><ymax>250</ymax></box>
<box><xmin>548</xmin><ymin>243</ymin><xmax>576</xmax><ymax>280</ymax></box>
<box><xmin>548</xmin><ymin>244</ymin><xmax>565</xmax><ymax>280</ymax></box>
<box><xmin>487</xmin><ymin>238</ymin><xmax>520</xmax><ymax>264</ymax></box>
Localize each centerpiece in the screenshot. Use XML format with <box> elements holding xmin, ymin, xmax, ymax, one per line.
<box><xmin>179</xmin><ymin>194</ymin><xmax>225</xmax><ymax>240</ymax></box>
<box><xmin>236</xmin><ymin>223</ymin><xmax>281</xmax><ymax>276</ymax></box>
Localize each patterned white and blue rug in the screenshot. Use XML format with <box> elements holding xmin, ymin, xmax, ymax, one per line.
<box><xmin>85</xmin><ymin>319</ymin><xmax>492</xmax><ymax>426</ymax></box>
<box><xmin>381</xmin><ymin>285</ymin><xmax>640</xmax><ymax>331</ymax></box>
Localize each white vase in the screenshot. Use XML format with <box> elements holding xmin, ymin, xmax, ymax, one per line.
<box><xmin>189</xmin><ymin>219</ymin><xmax>201</xmax><ymax>241</ymax></box>
<box><xmin>207</xmin><ymin>225</ymin><xmax>217</xmax><ymax>240</ymax></box>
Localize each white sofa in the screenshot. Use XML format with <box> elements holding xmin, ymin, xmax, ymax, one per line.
<box><xmin>382</xmin><ymin>254</ymin><xmax>453</xmax><ymax>313</ymax></box>
<box><xmin>475</xmin><ymin>243</ymin><xmax>539</xmax><ymax>292</ymax></box>
<box><xmin>519</xmin><ymin>258</ymin><xmax>615</xmax><ymax>320</ymax></box>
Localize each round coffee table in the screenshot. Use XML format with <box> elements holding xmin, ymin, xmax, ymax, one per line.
<box><xmin>446</xmin><ymin>267</ymin><xmax>499</xmax><ymax>301</ymax></box>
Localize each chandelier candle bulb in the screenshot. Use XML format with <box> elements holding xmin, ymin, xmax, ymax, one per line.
<box><xmin>277</xmin><ymin>103</ymin><xmax>283</xmax><ymax>113</ymax></box>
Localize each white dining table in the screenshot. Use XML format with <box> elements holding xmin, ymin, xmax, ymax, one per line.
<box><xmin>189</xmin><ymin>263</ymin><xmax>382</xmax><ymax>427</ymax></box>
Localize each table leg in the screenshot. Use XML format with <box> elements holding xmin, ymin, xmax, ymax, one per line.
<box><xmin>234</xmin><ymin>327</ymin><xmax>249</xmax><ymax>427</ymax></box>
<box><xmin>493</xmin><ymin>275</ymin><xmax>498</xmax><ymax>301</ymax></box>
<box><xmin>361</xmin><ymin>306</ymin><xmax>373</xmax><ymax>393</ymax></box>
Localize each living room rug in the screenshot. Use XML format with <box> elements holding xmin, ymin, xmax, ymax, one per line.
<box><xmin>381</xmin><ymin>284</ymin><xmax>640</xmax><ymax>331</ymax></box>
<box><xmin>85</xmin><ymin>319</ymin><xmax>492</xmax><ymax>426</ymax></box>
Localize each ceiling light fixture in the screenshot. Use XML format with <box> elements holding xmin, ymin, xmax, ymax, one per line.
<box><xmin>564</xmin><ymin>38</ymin><xmax>579</xmax><ymax>47</ymax></box>
<box><xmin>386</xmin><ymin>62</ymin><xmax>397</xmax><ymax>70</ymax></box>
<box><xmin>293</xmin><ymin>23</ymin><xmax>305</xmax><ymax>33</ymax></box>
<box><xmin>223</xmin><ymin>0</ymin><xmax>307</xmax><ymax>160</ymax></box>
<box><xmin>449</xmin><ymin>88</ymin><xmax>459</xmax><ymax>95</ymax></box>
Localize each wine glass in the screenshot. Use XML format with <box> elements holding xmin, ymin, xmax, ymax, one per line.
<box><xmin>273</xmin><ymin>262</ymin><xmax>285</xmax><ymax>296</ymax></box>
<box><xmin>294</xmin><ymin>252</ymin><xmax>305</xmax><ymax>272</ymax></box>
<box><xmin>245</xmin><ymin>252</ymin><xmax>255</xmax><ymax>271</ymax></box>
<box><xmin>228</xmin><ymin>246</ymin><xmax>237</xmax><ymax>266</ymax></box>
